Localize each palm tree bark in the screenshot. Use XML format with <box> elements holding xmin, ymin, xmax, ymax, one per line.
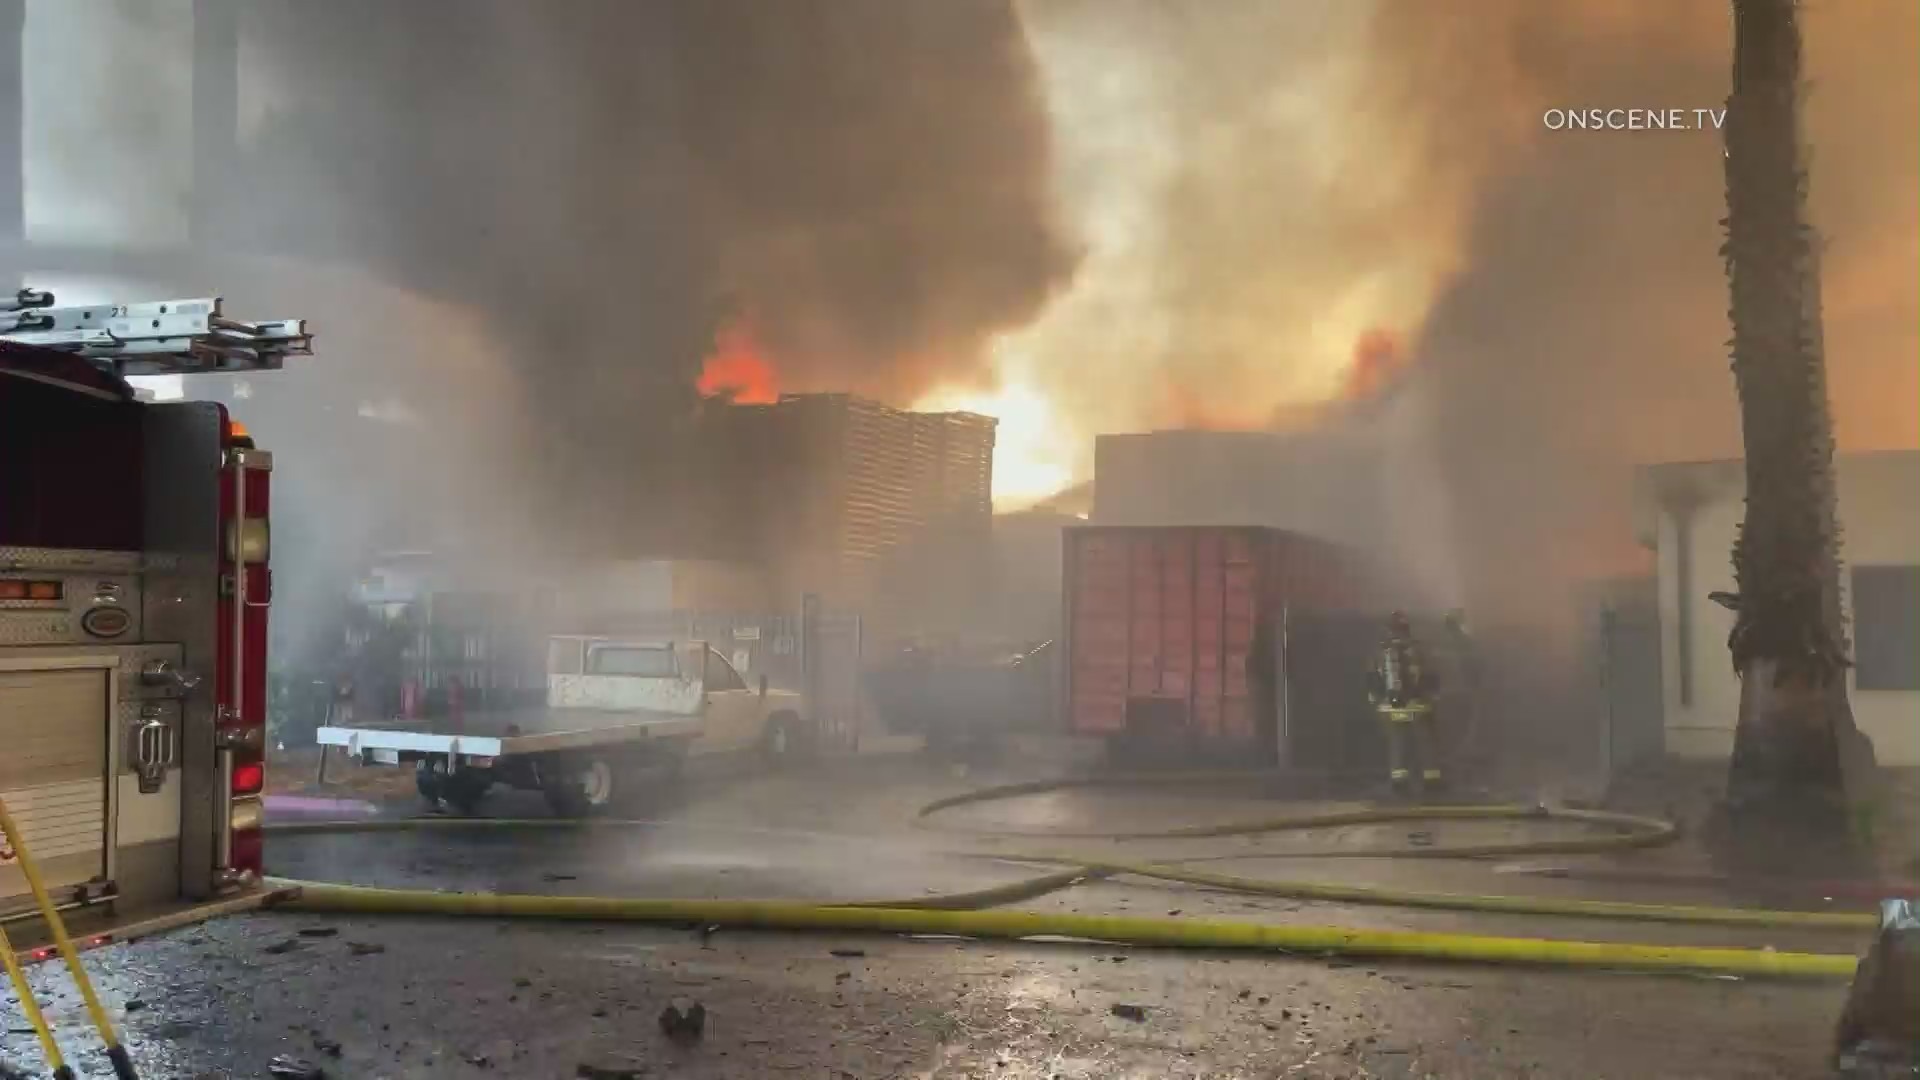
<box><xmin>1719</xmin><ymin>0</ymin><xmax>1876</xmax><ymax>854</ymax></box>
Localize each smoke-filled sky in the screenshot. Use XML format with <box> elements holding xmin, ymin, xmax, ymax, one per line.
<box><xmin>994</xmin><ymin>0</ymin><xmax>1917</xmax><ymax>450</ymax></box>
<box><xmin>977</xmin><ymin>0</ymin><xmax>1917</xmax><ymax>621</ymax></box>
<box><xmin>19</xmin><ymin>0</ymin><xmax>1919</xmax><ymax>638</ymax></box>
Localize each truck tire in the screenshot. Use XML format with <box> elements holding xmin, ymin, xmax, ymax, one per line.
<box><xmin>443</xmin><ymin>770</ymin><xmax>492</xmax><ymax>816</ymax></box>
<box><xmin>761</xmin><ymin>714</ymin><xmax>799</xmax><ymax>769</ymax></box>
<box><xmin>541</xmin><ymin>756</ymin><xmax>619</xmax><ymax>818</ymax></box>
<box><xmin>416</xmin><ymin>758</ymin><xmax>446</xmax><ymax>808</ymax></box>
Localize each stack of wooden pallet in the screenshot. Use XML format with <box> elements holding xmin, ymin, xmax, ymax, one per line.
<box><xmin>717</xmin><ymin>393</ymin><xmax>996</xmax><ymax>635</ymax></box>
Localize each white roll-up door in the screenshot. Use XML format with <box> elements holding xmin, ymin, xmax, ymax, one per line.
<box><xmin>0</xmin><ymin>666</ymin><xmax>110</xmax><ymax>917</ymax></box>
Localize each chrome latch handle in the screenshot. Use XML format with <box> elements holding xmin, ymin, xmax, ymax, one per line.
<box><xmin>133</xmin><ymin>709</ymin><xmax>177</xmax><ymax>794</ymax></box>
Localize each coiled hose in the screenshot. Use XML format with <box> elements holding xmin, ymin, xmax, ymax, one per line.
<box><xmin>265</xmin><ymin>772</ymin><xmax>1872</xmax><ymax>981</ymax></box>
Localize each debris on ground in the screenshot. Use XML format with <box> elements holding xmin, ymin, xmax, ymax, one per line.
<box><xmin>312</xmin><ymin>1034</ymin><xmax>342</xmax><ymax>1058</ymax></box>
<box><xmin>123</xmin><ymin>999</ymin><xmax>147</xmax><ymax>1013</ymax></box>
<box><xmin>463</xmin><ymin>1052</ymin><xmax>492</xmax><ymax>1068</ymax></box>
<box><xmin>262</xmin><ymin>940</ymin><xmax>302</xmax><ymax>955</ymax></box>
<box><xmin>829</xmin><ymin>948</ymin><xmax>866</xmax><ymax>958</ymax></box>
<box><xmin>267</xmin><ymin>1057</ymin><xmax>327</xmax><ymax>1080</ymax></box>
<box><xmin>346</xmin><ymin>941</ymin><xmax>386</xmax><ymax>957</ymax></box>
<box><xmin>576</xmin><ymin>1065</ymin><xmax>646</xmax><ymax>1079</ymax></box>
<box><xmin>1110</xmin><ymin>1003</ymin><xmax>1149</xmax><ymax>1022</ymax></box>
<box><xmin>659</xmin><ymin>998</ymin><xmax>707</xmax><ymax>1042</ymax></box>
<box><xmin>541</xmin><ymin>872</ymin><xmax>578</xmax><ymax>882</ymax></box>
<box><xmin>297</xmin><ymin>927</ymin><xmax>340</xmax><ymax>939</ymax></box>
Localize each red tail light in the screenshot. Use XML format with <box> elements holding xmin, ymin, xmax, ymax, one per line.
<box><xmin>232</xmin><ymin>759</ymin><xmax>264</xmax><ymax>796</ymax></box>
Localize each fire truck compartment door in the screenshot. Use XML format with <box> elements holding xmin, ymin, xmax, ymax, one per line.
<box><xmin>0</xmin><ymin>659</ymin><xmax>114</xmax><ymax>918</ymax></box>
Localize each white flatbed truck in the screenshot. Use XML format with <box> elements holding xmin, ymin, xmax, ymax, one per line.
<box><xmin>317</xmin><ymin>635</ymin><xmax>815</xmax><ymax>816</ymax></box>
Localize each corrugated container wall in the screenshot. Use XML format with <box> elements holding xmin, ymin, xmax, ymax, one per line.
<box><xmin>1062</xmin><ymin>525</ymin><xmax>1388</xmax><ymax>756</ymax></box>
<box><xmin>708</xmin><ymin>394</ymin><xmax>995</xmax><ymax>640</ymax></box>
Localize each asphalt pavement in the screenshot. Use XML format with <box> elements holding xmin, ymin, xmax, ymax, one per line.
<box><xmin>0</xmin><ymin>750</ymin><xmax>1864</xmax><ymax>1078</ymax></box>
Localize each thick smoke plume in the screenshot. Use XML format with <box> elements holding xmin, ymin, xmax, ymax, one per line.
<box><xmin>1015</xmin><ymin>0</ymin><xmax>1917</xmax><ymax>631</ymax></box>
<box><xmin>674</xmin><ymin>2</ymin><xmax>1077</xmax><ymax>403</ymax></box>
<box><xmin>22</xmin><ymin>1</ymin><xmax>1074</xmax><ymax>666</ymax></box>
<box><xmin>229</xmin><ymin>0</ymin><xmax>1070</xmax><ymax>551</ymax></box>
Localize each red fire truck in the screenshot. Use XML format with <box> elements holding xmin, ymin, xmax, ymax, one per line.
<box><xmin>0</xmin><ymin>287</ymin><xmax>311</xmax><ymax>923</ymax></box>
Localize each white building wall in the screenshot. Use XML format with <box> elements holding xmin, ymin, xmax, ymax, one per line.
<box><xmin>1653</xmin><ymin>451</ymin><xmax>1920</xmax><ymax>766</ymax></box>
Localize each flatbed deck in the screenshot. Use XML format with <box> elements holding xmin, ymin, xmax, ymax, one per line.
<box><xmin>317</xmin><ymin>707</ymin><xmax>703</xmax><ymax>759</ymax></box>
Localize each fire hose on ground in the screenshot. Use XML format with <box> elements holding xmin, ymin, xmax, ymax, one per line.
<box><xmin>258</xmin><ymin>773</ymin><xmax>1873</xmax><ymax>982</ymax></box>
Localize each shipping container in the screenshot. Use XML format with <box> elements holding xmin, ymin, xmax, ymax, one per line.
<box><xmin>1061</xmin><ymin>524</ymin><xmax>1390</xmax><ymax>763</ymax></box>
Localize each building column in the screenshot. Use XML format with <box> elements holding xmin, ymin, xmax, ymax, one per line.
<box><xmin>191</xmin><ymin>0</ymin><xmax>239</xmax><ymax>248</ymax></box>
<box><xmin>0</xmin><ymin>0</ymin><xmax>23</xmax><ymax>246</ymax></box>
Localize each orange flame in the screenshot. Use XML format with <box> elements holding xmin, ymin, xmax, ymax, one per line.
<box><xmin>1343</xmin><ymin>328</ymin><xmax>1406</xmax><ymax>402</ymax></box>
<box><xmin>697</xmin><ymin>319</ymin><xmax>780</xmax><ymax>404</ymax></box>
<box><xmin>1154</xmin><ymin>379</ymin><xmax>1271</xmax><ymax>431</ymax></box>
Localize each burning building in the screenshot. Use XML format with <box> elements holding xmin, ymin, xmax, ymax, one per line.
<box><xmin>1090</xmin><ymin>427</ymin><xmax>1388</xmax><ymax>550</ymax></box>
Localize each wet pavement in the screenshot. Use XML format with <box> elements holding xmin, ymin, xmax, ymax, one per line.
<box><xmin>3</xmin><ymin>751</ymin><xmax>1868</xmax><ymax>1078</ymax></box>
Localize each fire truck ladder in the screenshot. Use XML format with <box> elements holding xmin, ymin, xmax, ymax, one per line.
<box><xmin>0</xmin><ymin>287</ymin><xmax>312</xmax><ymax>377</ymax></box>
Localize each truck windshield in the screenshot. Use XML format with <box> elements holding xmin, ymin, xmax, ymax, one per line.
<box><xmin>585</xmin><ymin>647</ymin><xmax>678</xmax><ymax>677</ymax></box>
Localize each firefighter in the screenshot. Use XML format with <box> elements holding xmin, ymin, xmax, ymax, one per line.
<box><xmin>1365</xmin><ymin>611</ymin><xmax>1442</xmax><ymax>797</ymax></box>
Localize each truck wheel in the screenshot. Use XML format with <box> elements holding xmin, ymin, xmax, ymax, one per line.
<box><xmin>761</xmin><ymin>716</ymin><xmax>796</xmax><ymax>768</ymax></box>
<box><xmin>542</xmin><ymin>757</ymin><xmax>617</xmax><ymax>818</ymax></box>
<box><xmin>416</xmin><ymin>759</ymin><xmax>445</xmax><ymax>807</ymax></box>
<box><xmin>762</xmin><ymin>713</ymin><xmax>819</xmax><ymax>768</ymax></box>
<box><xmin>444</xmin><ymin>771</ymin><xmax>491</xmax><ymax>816</ymax></box>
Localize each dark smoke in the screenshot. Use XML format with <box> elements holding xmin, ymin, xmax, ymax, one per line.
<box><xmin>232</xmin><ymin>0</ymin><xmax>1072</xmax><ymax>458</ymax></box>
<box><xmin>1366</xmin><ymin>0</ymin><xmax>1919</xmax><ymax>628</ymax></box>
<box><xmin>675</xmin><ymin>1</ymin><xmax>1077</xmax><ymax>402</ymax></box>
<box><xmin>173</xmin><ymin>0</ymin><xmax>1074</xmax><ymax>662</ymax></box>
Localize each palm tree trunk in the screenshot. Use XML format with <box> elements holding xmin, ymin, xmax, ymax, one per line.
<box><xmin>1719</xmin><ymin>0</ymin><xmax>1875</xmax><ymax>855</ymax></box>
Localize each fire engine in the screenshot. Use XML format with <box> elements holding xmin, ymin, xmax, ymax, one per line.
<box><xmin>0</xmin><ymin>287</ymin><xmax>311</xmax><ymax>924</ymax></box>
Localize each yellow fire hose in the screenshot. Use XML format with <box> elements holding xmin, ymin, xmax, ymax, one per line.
<box><xmin>269</xmin><ymin>878</ymin><xmax>1859</xmax><ymax>980</ymax></box>
<box><xmin>261</xmin><ymin>774</ymin><xmax>1873</xmax><ymax>981</ymax></box>
<box><xmin>0</xmin><ymin>797</ymin><xmax>137</xmax><ymax>1080</ymax></box>
<box><xmin>0</xmin><ymin>921</ymin><xmax>69</xmax><ymax>1080</ymax></box>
